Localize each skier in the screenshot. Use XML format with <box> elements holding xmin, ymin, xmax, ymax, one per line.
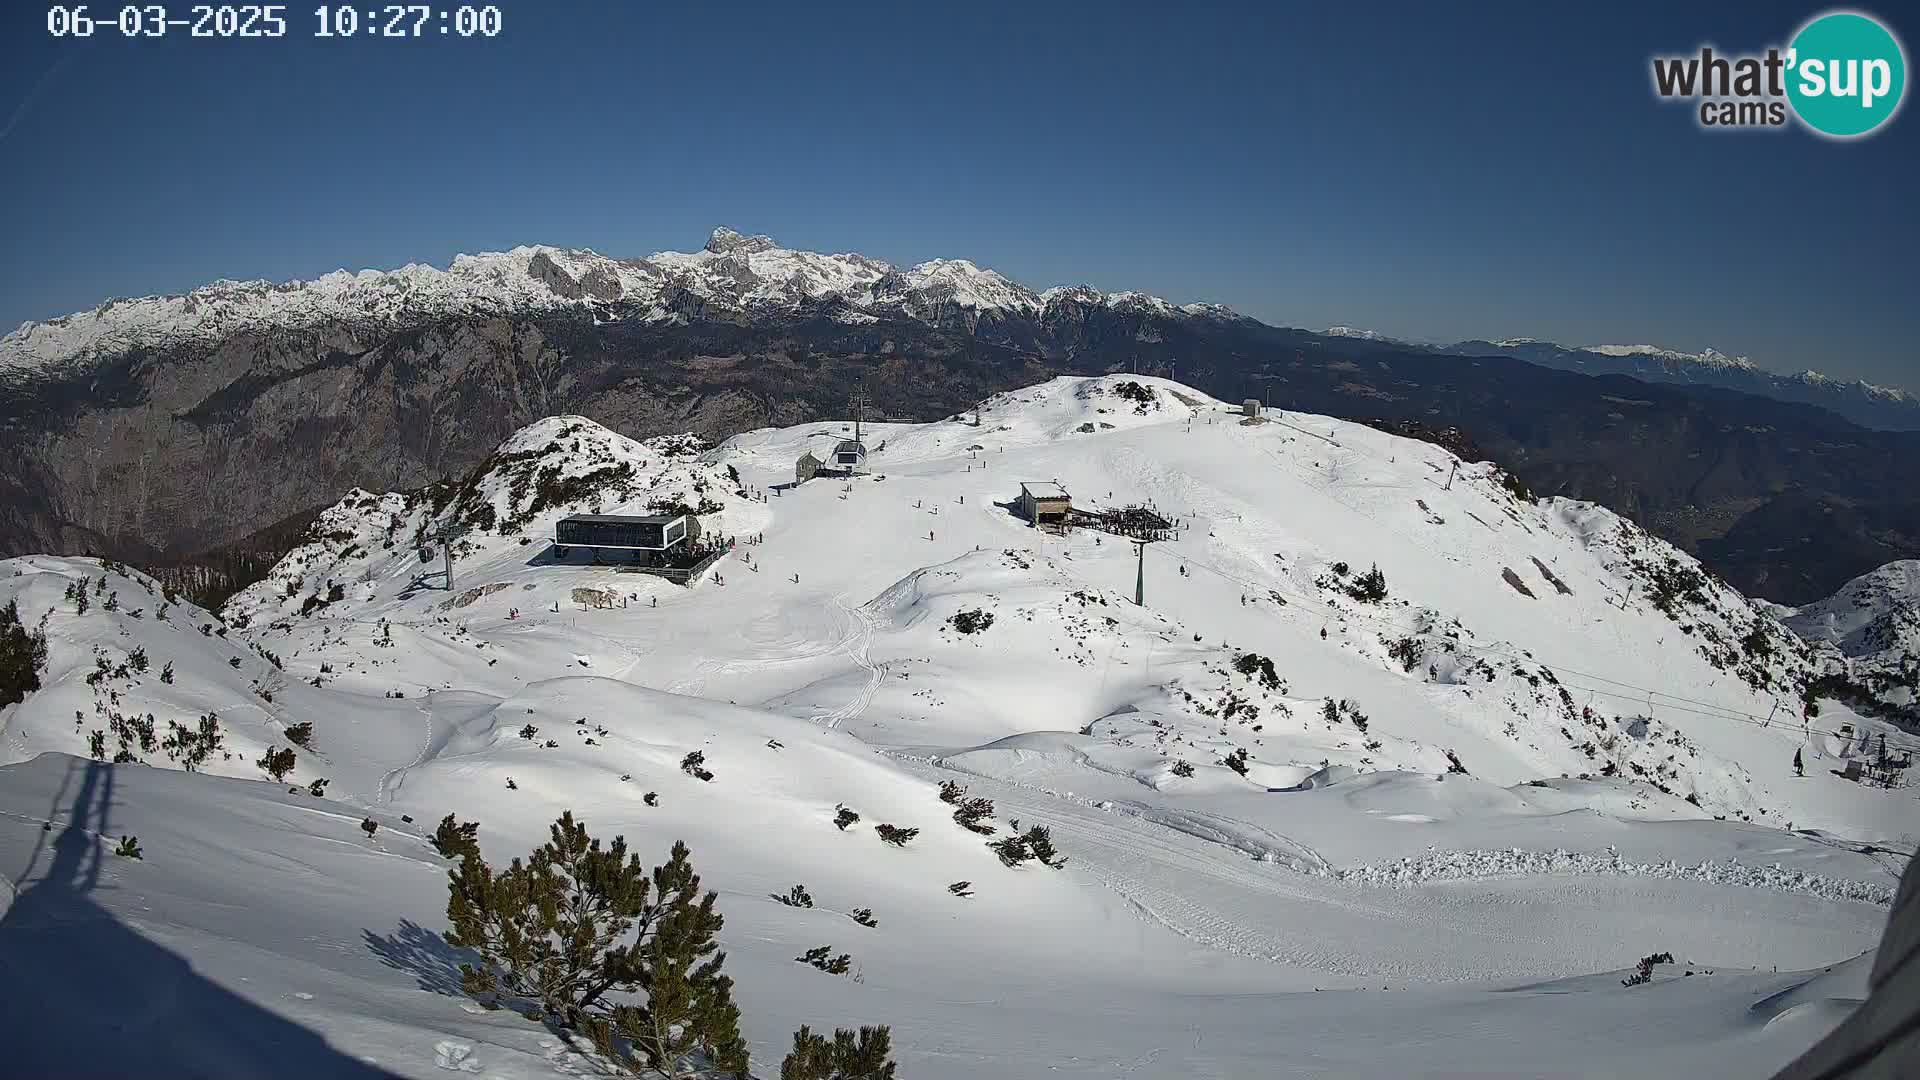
<box><xmin>1793</xmin><ymin>748</ymin><xmax>1805</xmax><ymax>777</ymax></box>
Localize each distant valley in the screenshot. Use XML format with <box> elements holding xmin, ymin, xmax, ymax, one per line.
<box><xmin>3</xmin><ymin>228</ymin><xmax>1915</xmax><ymax>605</ymax></box>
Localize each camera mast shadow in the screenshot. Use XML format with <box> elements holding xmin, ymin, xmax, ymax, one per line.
<box><xmin>0</xmin><ymin>758</ymin><xmax>404</xmax><ymax>1079</ymax></box>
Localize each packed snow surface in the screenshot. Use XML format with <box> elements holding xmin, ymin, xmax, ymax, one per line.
<box><xmin>2</xmin><ymin>375</ymin><xmax>1912</xmax><ymax>1078</ymax></box>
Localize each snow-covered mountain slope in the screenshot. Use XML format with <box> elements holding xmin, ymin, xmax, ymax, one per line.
<box><xmin>0</xmin><ymin>557</ymin><xmax>403</xmax><ymax>792</ymax></box>
<box><xmin>211</xmin><ymin>374</ymin><xmax>1909</xmax><ymax>837</ymax></box>
<box><xmin>0</xmin><ymin>228</ymin><xmax>1238</xmax><ymax>378</ymax></box>
<box><xmin>0</xmin><ymin>746</ymin><xmax>1891</xmax><ymax>1080</ymax></box>
<box><xmin>3</xmin><ymin>374</ymin><xmax>1913</xmax><ymax>1078</ymax></box>
<box><xmin>1781</xmin><ymin>561</ymin><xmax>1920</xmax><ymax>661</ymax></box>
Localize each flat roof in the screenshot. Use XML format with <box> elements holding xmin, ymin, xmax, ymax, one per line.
<box><xmin>557</xmin><ymin>513</ymin><xmax>684</xmax><ymax>525</ymax></box>
<box><xmin>1021</xmin><ymin>481</ymin><xmax>1070</xmax><ymax>499</ymax></box>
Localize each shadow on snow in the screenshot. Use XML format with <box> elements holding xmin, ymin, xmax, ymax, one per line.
<box><xmin>0</xmin><ymin>758</ymin><xmax>404</xmax><ymax>1079</ymax></box>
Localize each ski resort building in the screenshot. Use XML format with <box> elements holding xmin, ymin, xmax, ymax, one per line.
<box><xmin>832</xmin><ymin>439</ymin><xmax>868</xmax><ymax>469</ymax></box>
<box><xmin>553</xmin><ymin>513</ymin><xmax>689</xmax><ymax>553</ymax></box>
<box><xmin>1243</xmin><ymin>399</ymin><xmax>1262</xmax><ymax>417</ymax></box>
<box><xmin>795</xmin><ymin>451</ymin><xmax>822</xmax><ymax>485</ymax></box>
<box><xmin>1017</xmin><ymin>481</ymin><xmax>1072</xmax><ymax>529</ymax></box>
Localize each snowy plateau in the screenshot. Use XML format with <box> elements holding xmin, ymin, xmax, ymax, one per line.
<box><xmin>1</xmin><ymin>375</ymin><xmax>1913</xmax><ymax>1078</ymax></box>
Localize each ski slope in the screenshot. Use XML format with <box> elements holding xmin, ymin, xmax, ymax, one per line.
<box><xmin>2</xmin><ymin>374</ymin><xmax>1912</xmax><ymax>1078</ymax></box>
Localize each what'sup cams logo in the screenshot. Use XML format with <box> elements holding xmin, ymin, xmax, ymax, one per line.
<box><xmin>1651</xmin><ymin>9</ymin><xmax>1906</xmax><ymax>138</ymax></box>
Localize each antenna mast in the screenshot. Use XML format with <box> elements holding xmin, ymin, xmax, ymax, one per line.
<box><xmin>850</xmin><ymin>383</ymin><xmax>869</xmax><ymax>447</ymax></box>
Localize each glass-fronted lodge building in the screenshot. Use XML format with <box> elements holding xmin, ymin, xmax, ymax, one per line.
<box><xmin>553</xmin><ymin>513</ymin><xmax>689</xmax><ymax>551</ymax></box>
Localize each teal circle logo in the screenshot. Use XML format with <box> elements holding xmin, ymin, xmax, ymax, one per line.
<box><xmin>1786</xmin><ymin>11</ymin><xmax>1907</xmax><ymax>137</ymax></box>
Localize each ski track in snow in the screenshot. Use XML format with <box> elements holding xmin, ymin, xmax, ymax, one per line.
<box><xmin>376</xmin><ymin>697</ymin><xmax>440</xmax><ymax>807</ymax></box>
<box><xmin>815</xmin><ymin>594</ymin><xmax>882</xmax><ymax>729</ymax></box>
<box><xmin>890</xmin><ymin>749</ymin><xmax>1895</xmax><ymax>977</ymax></box>
<box><xmin>662</xmin><ymin>593</ymin><xmax>871</xmax><ymax>701</ymax></box>
<box><xmin>1335</xmin><ymin>847</ymin><xmax>1897</xmax><ymax>905</ymax></box>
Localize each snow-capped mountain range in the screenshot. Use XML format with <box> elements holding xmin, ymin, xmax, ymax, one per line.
<box><xmin>0</xmin><ymin>227</ymin><xmax>1237</xmax><ymax>378</ymax></box>
<box><xmin>10</xmin><ymin>225</ymin><xmax>1907</xmax><ymax>414</ymax></box>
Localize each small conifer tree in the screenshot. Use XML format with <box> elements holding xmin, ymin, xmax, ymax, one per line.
<box><xmin>833</xmin><ymin>805</ymin><xmax>860</xmax><ymax>831</ymax></box>
<box><xmin>113</xmin><ymin>835</ymin><xmax>143</xmax><ymax>859</ymax></box>
<box><xmin>874</xmin><ymin>824</ymin><xmax>918</xmax><ymax>847</ymax></box>
<box><xmin>988</xmin><ymin>835</ymin><xmax>1032</xmax><ymax>867</ymax></box>
<box><xmin>781</xmin><ymin>1025</ymin><xmax>897</xmax><ymax>1080</ymax></box>
<box><xmin>433</xmin><ymin>814</ymin><xmax>481</xmax><ymax>861</ymax></box>
<box><xmin>951</xmin><ymin>796</ymin><xmax>996</xmax><ymax>835</ymax></box>
<box><xmin>443</xmin><ymin>813</ymin><xmax>750</xmax><ymax>1076</ymax></box>
<box><xmin>257</xmin><ymin>745</ymin><xmax>296</xmax><ymax>781</ymax></box>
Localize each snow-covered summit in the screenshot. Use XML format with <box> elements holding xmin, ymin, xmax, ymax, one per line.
<box><xmin>1580</xmin><ymin>344</ymin><xmax>1758</xmax><ymax>370</ymax></box>
<box><xmin>1324</xmin><ymin>326</ymin><xmax>1404</xmax><ymax>343</ymax></box>
<box><xmin>1780</xmin><ymin>560</ymin><xmax>1920</xmax><ymax>661</ymax></box>
<box><xmin>0</xmin><ymin>228</ymin><xmax>1232</xmax><ymax>377</ymax></box>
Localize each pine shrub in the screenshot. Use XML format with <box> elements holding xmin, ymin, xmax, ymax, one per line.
<box><xmin>833</xmin><ymin>804</ymin><xmax>860</xmax><ymax>831</ymax></box>
<box><xmin>773</xmin><ymin>885</ymin><xmax>814</xmax><ymax>908</ymax></box>
<box><xmin>781</xmin><ymin>1025</ymin><xmax>897</xmax><ymax>1080</ymax></box>
<box><xmin>681</xmin><ymin>750</ymin><xmax>715</xmax><ymax>782</ymax></box>
<box><xmin>874</xmin><ymin>824</ymin><xmax>918</xmax><ymax>848</ymax></box>
<box><xmin>443</xmin><ymin>813</ymin><xmax>750</xmax><ymax>1075</ymax></box>
<box><xmin>988</xmin><ymin>836</ymin><xmax>1032</xmax><ymax>867</ymax></box>
<box><xmin>952</xmin><ymin>796</ymin><xmax>996</xmax><ymax>835</ymax></box>
<box><xmin>0</xmin><ymin>600</ymin><xmax>49</xmax><ymax>709</ymax></box>
<box><xmin>1020</xmin><ymin>825</ymin><xmax>1066</xmax><ymax>869</ymax></box>
<box><xmin>257</xmin><ymin>745</ymin><xmax>296</xmax><ymax>782</ymax></box>
<box><xmin>794</xmin><ymin>946</ymin><xmax>853</xmax><ymax>976</ymax></box>
<box><xmin>113</xmin><ymin>835</ymin><xmax>143</xmax><ymax>859</ymax></box>
<box><xmin>433</xmin><ymin>814</ymin><xmax>481</xmax><ymax>861</ymax></box>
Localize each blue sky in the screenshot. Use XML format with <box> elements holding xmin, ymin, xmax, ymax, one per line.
<box><xmin>2</xmin><ymin>1</ymin><xmax>1914</xmax><ymax>387</ymax></box>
